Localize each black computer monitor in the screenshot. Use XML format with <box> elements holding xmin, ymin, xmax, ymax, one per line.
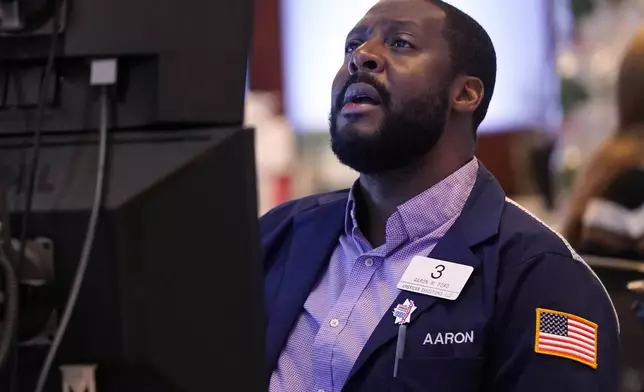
<box><xmin>0</xmin><ymin>0</ymin><xmax>265</xmax><ymax>390</ymax></box>
<box><xmin>0</xmin><ymin>0</ymin><xmax>252</xmax><ymax>133</ymax></box>
<box><xmin>0</xmin><ymin>127</ymin><xmax>266</xmax><ymax>391</ymax></box>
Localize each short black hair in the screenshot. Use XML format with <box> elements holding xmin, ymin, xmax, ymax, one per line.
<box><xmin>429</xmin><ymin>0</ymin><xmax>497</xmax><ymax>131</ymax></box>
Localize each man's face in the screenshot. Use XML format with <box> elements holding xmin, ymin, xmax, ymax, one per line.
<box><xmin>330</xmin><ymin>0</ymin><xmax>453</xmax><ymax>174</ymax></box>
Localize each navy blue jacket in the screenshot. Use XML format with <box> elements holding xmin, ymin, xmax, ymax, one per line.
<box><xmin>261</xmin><ymin>166</ymin><xmax>620</xmax><ymax>392</ymax></box>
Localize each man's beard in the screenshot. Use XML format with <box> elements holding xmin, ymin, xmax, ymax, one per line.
<box><xmin>329</xmin><ymin>77</ymin><xmax>450</xmax><ymax>175</ymax></box>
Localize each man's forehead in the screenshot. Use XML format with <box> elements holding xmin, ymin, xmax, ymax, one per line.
<box><xmin>355</xmin><ymin>0</ymin><xmax>446</xmax><ymax>32</ymax></box>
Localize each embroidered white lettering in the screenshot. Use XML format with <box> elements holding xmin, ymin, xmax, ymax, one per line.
<box><xmin>465</xmin><ymin>330</ymin><xmax>474</xmax><ymax>343</ymax></box>
<box><xmin>423</xmin><ymin>331</ymin><xmax>475</xmax><ymax>345</ymax></box>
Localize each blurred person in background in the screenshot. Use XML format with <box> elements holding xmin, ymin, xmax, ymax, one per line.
<box><xmin>562</xmin><ymin>27</ymin><xmax>644</xmax><ymax>260</ymax></box>
<box><xmin>261</xmin><ymin>0</ymin><xmax>619</xmax><ymax>391</ymax></box>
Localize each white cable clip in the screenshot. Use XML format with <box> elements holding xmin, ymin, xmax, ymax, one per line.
<box><xmin>90</xmin><ymin>59</ymin><xmax>118</xmax><ymax>86</ymax></box>
<box><xmin>60</xmin><ymin>364</ymin><xmax>97</xmax><ymax>392</ymax></box>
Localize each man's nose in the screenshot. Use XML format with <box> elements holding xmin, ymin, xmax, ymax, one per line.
<box><xmin>349</xmin><ymin>44</ymin><xmax>385</xmax><ymax>75</ymax></box>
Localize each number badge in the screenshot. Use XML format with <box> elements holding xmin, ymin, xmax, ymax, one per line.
<box><xmin>397</xmin><ymin>256</ymin><xmax>474</xmax><ymax>300</ymax></box>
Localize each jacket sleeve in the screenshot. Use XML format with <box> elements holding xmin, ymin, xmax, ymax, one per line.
<box><xmin>488</xmin><ymin>252</ymin><xmax>620</xmax><ymax>392</ymax></box>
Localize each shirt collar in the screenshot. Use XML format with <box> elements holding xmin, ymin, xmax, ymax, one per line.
<box><xmin>344</xmin><ymin>190</ymin><xmax>360</xmax><ymax>236</ymax></box>
<box><xmin>344</xmin><ymin>158</ymin><xmax>479</xmax><ymax>245</ymax></box>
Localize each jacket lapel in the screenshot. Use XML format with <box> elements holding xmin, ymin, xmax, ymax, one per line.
<box><xmin>348</xmin><ymin>165</ymin><xmax>506</xmax><ymax>380</ymax></box>
<box><xmin>265</xmin><ymin>197</ymin><xmax>346</xmax><ymax>372</ymax></box>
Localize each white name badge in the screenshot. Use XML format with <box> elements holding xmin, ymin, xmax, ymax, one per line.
<box><xmin>397</xmin><ymin>256</ymin><xmax>474</xmax><ymax>301</ymax></box>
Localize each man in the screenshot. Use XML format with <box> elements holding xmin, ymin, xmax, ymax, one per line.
<box><xmin>261</xmin><ymin>0</ymin><xmax>620</xmax><ymax>391</ymax></box>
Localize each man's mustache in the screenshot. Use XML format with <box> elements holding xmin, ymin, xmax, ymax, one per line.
<box><xmin>333</xmin><ymin>74</ymin><xmax>390</xmax><ymax>113</ymax></box>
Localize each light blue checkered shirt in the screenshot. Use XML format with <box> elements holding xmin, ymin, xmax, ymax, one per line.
<box><xmin>269</xmin><ymin>159</ymin><xmax>479</xmax><ymax>392</ymax></box>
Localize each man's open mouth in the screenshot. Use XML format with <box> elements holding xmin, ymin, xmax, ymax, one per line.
<box><xmin>343</xmin><ymin>82</ymin><xmax>382</xmax><ymax>107</ymax></box>
<box><xmin>340</xmin><ymin>82</ymin><xmax>383</xmax><ymax>116</ymax></box>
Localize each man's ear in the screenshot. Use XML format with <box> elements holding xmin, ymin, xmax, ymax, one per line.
<box><xmin>451</xmin><ymin>76</ymin><xmax>484</xmax><ymax>115</ymax></box>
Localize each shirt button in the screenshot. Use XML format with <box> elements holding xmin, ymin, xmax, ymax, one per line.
<box><xmin>365</xmin><ymin>258</ymin><xmax>374</xmax><ymax>267</ymax></box>
<box><xmin>329</xmin><ymin>318</ymin><xmax>340</xmax><ymax>328</ymax></box>
<box><xmin>317</xmin><ymin>389</ymin><xmax>326</xmax><ymax>392</ymax></box>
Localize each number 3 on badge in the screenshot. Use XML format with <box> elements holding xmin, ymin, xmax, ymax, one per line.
<box><xmin>431</xmin><ymin>264</ymin><xmax>445</xmax><ymax>279</ymax></box>
<box><xmin>397</xmin><ymin>256</ymin><xmax>474</xmax><ymax>300</ymax></box>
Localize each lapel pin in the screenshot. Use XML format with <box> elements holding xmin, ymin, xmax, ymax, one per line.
<box><xmin>392</xmin><ymin>299</ymin><xmax>416</xmax><ymax>378</ymax></box>
<box><xmin>393</xmin><ymin>299</ymin><xmax>417</xmax><ymax>325</ymax></box>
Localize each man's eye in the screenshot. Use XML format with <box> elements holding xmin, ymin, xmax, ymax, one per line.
<box><xmin>345</xmin><ymin>41</ymin><xmax>361</xmax><ymax>53</ymax></box>
<box><xmin>391</xmin><ymin>39</ymin><xmax>411</xmax><ymax>49</ymax></box>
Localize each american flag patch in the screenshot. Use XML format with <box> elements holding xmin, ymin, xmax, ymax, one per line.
<box><xmin>535</xmin><ymin>308</ymin><xmax>598</xmax><ymax>369</ymax></box>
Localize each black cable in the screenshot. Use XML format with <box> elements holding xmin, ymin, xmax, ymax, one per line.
<box><xmin>10</xmin><ymin>0</ymin><xmax>63</xmax><ymax>390</ymax></box>
<box><xmin>13</xmin><ymin>70</ymin><xmax>33</xmax><ymax>199</ymax></box>
<box><xmin>17</xmin><ymin>0</ymin><xmax>63</xmax><ymax>273</ymax></box>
